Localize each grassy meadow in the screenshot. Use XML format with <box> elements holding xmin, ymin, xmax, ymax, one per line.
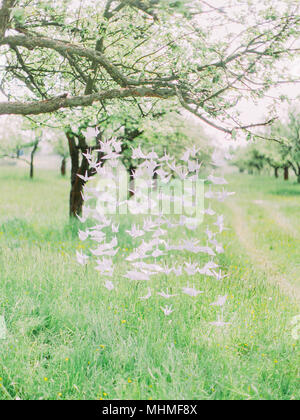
<box><xmin>0</xmin><ymin>167</ymin><xmax>299</xmax><ymax>400</ymax></box>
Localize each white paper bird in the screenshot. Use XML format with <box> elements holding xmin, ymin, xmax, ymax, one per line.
<box><xmin>100</xmin><ymin>248</ymin><xmax>119</xmax><ymax>257</ymax></box>
<box><xmin>215</xmin><ymin>243</ymin><xmax>225</xmax><ymax>254</ymax></box>
<box><xmin>202</xmin><ymin>206</ymin><xmax>216</xmax><ymax>216</ymax></box>
<box><xmin>76</xmin><ymin>250</ymin><xmax>89</xmax><ymax>266</ymax></box>
<box><xmin>205</xmin><ymin>260</ymin><xmax>219</xmax><ymax>270</ymax></box>
<box><xmin>95</xmin><ymin>257</ymin><xmax>114</xmax><ymax>276</ymax></box>
<box><xmin>181</xmin><ymin>149</ymin><xmax>190</xmax><ymax>162</ymax></box>
<box><xmin>175</xmin><ymin>166</ymin><xmax>189</xmax><ymax>180</ymax></box>
<box><xmin>104</xmin><ymin>280</ymin><xmax>114</xmax><ymax>291</ymax></box>
<box><xmin>184</xmin><ymin>261</ymin><xmax>199</xmax><ymax>276</ymax></box>
<box><xmin>76</xmin><ymin>213</ymin><xmax>88</xmax><ymax>223</ymax></box>
<box><xmin>210</xmin><ymin>295</ymin><xmax>227</xmax><ymax>307</ymax></box>
<box><xmin>90</xmin><ymin>237</ymin><xmax>118</xmax><ymax>255</ymax></box>
<box><xmin>160</xmin><ymin>305</ymin><xmax>174</xmax><ymax>316</ymax></box>
<box><xmin>77</xmin><ymin>170</ymin><xmax>92</xmax><ymax>182</ymax></box>
<box><xmin>124</xmin><ymin>270</ymin><xmax>151</xmax><ymax>281</ymax></box>
<box><xmin>126</xmin><ymin>224</ymin><xmax>145</xmax><ymax>238</ymax></box>
<box><xmin>96</xmin><ymin>140</ymin><xmax>113</xmax><ymax>155</ymax></box>
<box><xmin>188</xmin><ymin>159</ymin><xmax>202</xmax><ymax>172</ymax></box>
<box><xmin>156</xmin><ymin>167</ymin><xmax>169</xmax><ymax>179</ymax></box>
<box><xmin>199</xmin><ymin>261</ymin><xmax>219</xmax><ymax>276</ymax></box>
<box><xmin>78</xmin><ymin>230</ymin><xmax>89</xmax><ymax>241</ymax></box>
<box><xmin>182</xmin><ymin>285</ymin><xmax>204</xmax><ymax>297</ymax></box>
<box><xmin>111</xmin><ymin>139</ymin><xmax>122</xmax><ymax>153</ymax></box>
<box><xmin>205</xmin><ymin>227</ymin><xmax>215</xmax><ymax>241</ymax></box>
<box><xmin>198</xmin><ymin>245</ymin><xmax>216</xmax><ymax>257</ymax></box>
<box><xmin>212</xmin><ymin>270</ymin><xmax>229</xmax><ymax>281</ymax></box>
<box><xmin>89</xmin><ymin>230</ymin><xmax>106</xmax><ymax>243</ymax></box>
<box><xmin>145</xmin><ymin>149</ymin><xmax>158</xmax><ymax>160</ymax></box>
<box><xmin>189</xmin><ymin>145</ymin><xmax>201</xmax><ymax>158</ymax></box>
<box><xmin>80</xmin><ymin>191</ymin><xmax>93</xmax><ymax>202</ymax></box>
<box><xmin>173</xmin><ymin>266</ymin><xmax>183</xmax><ymax>277</ymax></box>
<box><xmin>159</xmin><ymin>150</ymin><xmax>172</xmax><ymax>162</ymax></box>
<box><xmin>82</xmin><ymin>149</ymin><xmax>93</xmax><ymax>160</ymax></box>
<box><xmin>111</xmin><ymin>223</ymin><xmax>119</xmax><ymax>233</ymax></box>
<box><xmin>157</xmin><ymin>289</ymin><xmax>178</xmax><ymax>299</ymax></box>
<box><xmin>205</xmin><ymin>186</ymin><xmax>217</xmax><ymax>200</ymax></box>
<box><xmin>132</xmin><ymin>262</ymin><xmax>163</xmax><ymax>273</ymax></box>
<box><xmin>88</xmin><ymin>156</ymin><xmax>100</xmax><ymax>169</ymax></box>
<box><xmin>131</xmin><ymin>145</ymin><xmax>146</xmax><ymax>159</ymax></box>
<box><xmin>126</xmin><ymin>250</ymin><xmax>147</xmax><ymax>262</ymax></box>
<box><xmin>102</xmin><ymin>152</ymin><xmax>122</xmax><ymax>160</ymax></box>
<box><xmin>214</xmin><ymin>215</ymin><xmax>228</xmax><ymax>233</ymax></box>
<box><xmin>215</xmin><ymin>188</ymin><xmax>236</xmax><ymax>202</ymax></box>
<box><xmin>210</xmin><ymin>315</ymin><xmax>231</xmax><ymax>327</ymax></box>
<box><xmin>152</xmin><ymin>228</ymin><xmax>167</xmax><ymax>238</ymax></box>
<box><xmin>139</xmin><ymin>287</ymin><xmax>152</xmax><ymax>300</ymax></box>
<box><xmin>152</xmin><ymin>249</ymin><xmax>166</xmax><ymax>258</ymax></box>
<box><xmin>207</xmin><ymin>175</ymin><xmax>228</xmax><ymax>185</ymax></box>
<box><xmin>160</xmin><ymin>264</ymin><xmax>173</xmax><ymax>275</ymax></box>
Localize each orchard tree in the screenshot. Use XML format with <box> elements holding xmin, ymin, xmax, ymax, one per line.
<box><xmin>0</xmin><ymin>115</ymin><xmax>42</xmax><ymax>178</ymax></box>
<box><xmin>244</xmin><ymin>144</ymin><xmax>267</xmax><ymax>175</ymax></box>
<box><xmin>269</xmin><ymin>110</ymin><xmax>300</xmax><ymax>182</ymax></box>
<box><xmin>0</xmin><ymin>0</ymin><xmax>299</xmax><ymax>214</ymax></box>
<box><xmin>51</xmin><ymin>134</ymin><xmax>69</xmax><ymax>176</ymax></box>
<box><xmin>260</xmin><ymin>137</ymin><xmax>291</xmax><ymax>180</ymax></box>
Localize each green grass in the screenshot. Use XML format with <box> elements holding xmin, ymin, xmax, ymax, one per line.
<box><xmin>0</xmin><ymin>168</ymin><xmax>299</xmax><ymax>400</ymax></box>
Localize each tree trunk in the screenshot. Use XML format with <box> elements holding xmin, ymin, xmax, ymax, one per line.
<box><xmin>284</xmin><ymin>167</ymin><xmax>289</xmax><ymax>181</ymax></box>
<box><xmin>153</xmin><ymin>169</ymin><xmax>158</xmax><ymax>191</ymax></box>
<box><xmin>66</xmin><ymin>130</ymin><xmax>102</xmax><ymax>218</ymax></box>
<box><xmin>30</xmin><ymin>140</ymin><xmax>39</xmax><ymax>179</ymax></box>
<box><xmin>297</xmin><ymin>165</ymin><xmax>300</xmax><ymax>184</ymax></box>
<box><xmin>274</xmin><ymin>167</ymin><xmax>279</xmax><ymax>178</ymax></box>
<box><xmin>67</xmin><ymin>132</ymin><xmax>85</xmax><ymax>217</ymax></box>
<box><xmin>128</xmin><ymin>164</ymin><xmax>136</xmax><ymax>198</ymax></box>
<box><xmin>69</xmin><ymin>171</ymin><xmax>86</xmax><ymax>217</ymax></box>
<box><xmin>61</xmin><ymin>157</ymin><xmax>66</xmax><ymax>176</ymax></box>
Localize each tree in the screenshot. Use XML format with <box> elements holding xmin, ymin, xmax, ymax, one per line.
<box><xmin>0</xmin><ymin>115</ymin><xmax>42</xmax><ymax>178</ymax></box>
<box><xmin>0</xmin><ymin>0</ymin><xmax>299</xmax><ymax>214</ymax></box>
<box><xmin>259</xmin><ymin>137</ymin><xmax>290</xmax><ymax>180</ymax></box>
<box><xmin>52</xmin><ymin>135</ymin><xmax>69</xmax><ymax>176</ymax></box>
<box><xmin>0</xmin><ymin>0</ymin><xmax>298</xmax><ymax>130</ymax></box>
<box><xmin>232</xmin><ymin>143</ymin><xmax>267</xmax><ymax>175</ymax></box>
<box><xmin>269</xmin><ymin>110</ymin><xmax>300</xmax><ymax>182</ymax></box>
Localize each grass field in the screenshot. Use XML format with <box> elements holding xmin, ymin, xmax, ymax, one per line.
<box><xmin>0</xmin><ymin>168</ymin><xmax>299</xmax><ymax>400</ymax></box>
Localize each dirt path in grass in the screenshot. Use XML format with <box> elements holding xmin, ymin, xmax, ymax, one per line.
<box><xmin>253</xmin><ymin>199</ymin><xmax>298</xmax><ymax>239</ymax></box>
<box><xmin>227</xmin><ymin>200</ymin><xmax>300</xmax><ymax>306</ymax></box>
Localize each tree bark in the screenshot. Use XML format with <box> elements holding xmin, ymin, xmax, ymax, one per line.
<box><xmin>67</xmin><ymin>132</ymin><xmax>83</xmax><ymax>217</ymax></box>
<box><xmin>30</xmin><ymin>140</ymin><xmax>39</xmax><ymax>179</ymax></box>
<box><xmin>61</xmin><ymin>157</ymin><xmax>66</xmax><ymax>176</ymax></box>
<box><xmin>128</xmin><ymin>163</ymin><xmax>136</xmax><ymax>198</ymax></box>
<box><xmin>284</xmin><ymin>167</ymin><xmax>289</xmax><ymax>181</ymax></box>
<box><xmin>0</xmin><ymin>0</ymin><xmax>15</xmax><ymax>40</ymax></box>
<box><xmin>274</xmin><ymin>167</ymin><xmax>279</xmax><ymax>178</ymax></box>
<box><xmin>66</xmin><ymin>130</ymin><xmax>102</xmax><ymax>218</ymax></box>
<box><xmin>296</xmin><ymin>165</ymin><xmax>300</xmax><ymax>184</ymax></box>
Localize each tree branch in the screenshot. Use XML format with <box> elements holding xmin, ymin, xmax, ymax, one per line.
<box><xmin>0</xmin><ymin>0</ymin><xmax>15</xmax><ymax>39</ymax></box>
<box><xmin>0</xmin><ymin>87</ymin><xmax>174</xmax><ymax>115</ymax></box>
<box><xmin>0</xmin><ymin>34</ymin><xmax>133</xmax><ymax>87</ymax></box>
